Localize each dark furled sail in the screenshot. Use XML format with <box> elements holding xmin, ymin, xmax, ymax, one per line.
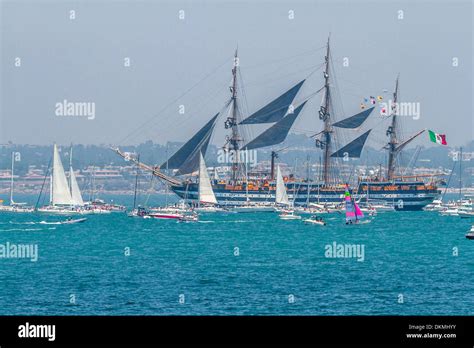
<box><xmin>330</xmin><ymin>129</ymin><xmax>372</xmax><ymax>158</ymax></box>
<box><xmin>332</xmin><ymin>107</ymin><xmax>374</xmax><ymax>129</ymax></box>
<box><xmin>239</xmin><ymin>80</ymin><xmax>305</xmax><ymax>124</ymax></box>
<box><xmin>162</xmin><ymin>114</ymin><xmax>219</xmax><ymax>175</ymax></box>
<box><xmin>243</xmin><ymin>101</ymin><xmax>307</xmax><ymax>150</ymax></box>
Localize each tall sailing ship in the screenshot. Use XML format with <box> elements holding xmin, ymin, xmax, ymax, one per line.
<box><xmin>113</xmin><ymin>37</ymin><xmax>441</xmax><ymax>211</ymax></box>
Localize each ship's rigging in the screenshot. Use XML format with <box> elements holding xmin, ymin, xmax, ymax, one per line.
<box><xmin>383</xmin><ymin>76</ymin><xmax>425</xmax><ymax>180</ymax></box>
<box><xmin>224</xmin><ymin>49</ymin><xmax>244</xmax><ymax>182</ymax></box>
<box><xmin>112</xmin><ymin>37</ymin><xmax>431</xmax><ymax>189</ymax></box>
<box><xmin>312</xmin><ymin>36</ymin><xmax>375</xmax><ymax>186</ymax></box>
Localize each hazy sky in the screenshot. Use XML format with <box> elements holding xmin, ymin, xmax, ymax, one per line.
<box><xmin>1</xmin><ymin>0</ymin><xmax>472</xmax><ymax>148</ymax></box>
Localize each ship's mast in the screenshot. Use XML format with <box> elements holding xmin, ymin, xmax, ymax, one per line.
<box><xmin>459</xmin><ymin>147</ymin><xmax>463</xmax><ymax>200</ymax></box>
<box><xmin>387</xmin><ymin>77</ymin><xmax>399</xmax><ymax>180</ymax></box>
<box><xmin>10</xmin><ymin>152</ymin><xmax>15</xmax><ymax>205</ymax></box>
<box><xmin>69</xmin><ymin>144</ymin><xmax>74</xmax><ymax>198</ymax></box>
<box><xmin>227</xmin><ymin>48</ymin><xmax>242</xmax><ymax>182</ymax></box>
<box><xmin>320</xmin><ymin>36</ymin><xmax>332</xmax><ymax>185</ymax></box>
<box><xmin>270</xmin><ymin>151</ymin><xmax>277</xmax><ymax>180</ymax></box>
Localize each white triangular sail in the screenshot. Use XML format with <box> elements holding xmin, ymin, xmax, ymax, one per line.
<box><xmin>52</xmin><ymin>144</ymin><xmax>73</xmax><ymax>205</ymax></box>
<box><xmin>70</xmin><ymin>169</ymin><xmax>84</xmax><ymax>206</ymax></box>
<box><xmin>198</xmin><ymin>152</ymin><xmax>217</xmax><ymax>205</ymax></box>
<box><xmin>275</xmin><ymin>165</ymin><xmax>290</xmax><ymax>205</ymax></box>
<box><xmin>68</xmin><ymin>146</ymin><xmax>84</xmax><ymax>206</ymax></box>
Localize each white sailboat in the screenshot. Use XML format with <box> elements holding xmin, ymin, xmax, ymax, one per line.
<box><xmin>276</xmin><ymin>166</ymin><xmax>301</xmax><ymax>220</ymax></box>
<box><xmin>37</xmin><ymin>144</ymin><xmax>89</xmax><ymax>214</ymax></box>
<box><xmin>194</xmin><ymin>153</ymin><xmax>223</xmax><ymax>213</ymax></box>
<box><xmin>68</xmin><ymin>147</ymin><xmax>84</xmax><ymax>207</ymax></box>
<box><xmin>0</xmin><ymin>152</ymin><xmax>34</xmax><ymax>213</ymax></box>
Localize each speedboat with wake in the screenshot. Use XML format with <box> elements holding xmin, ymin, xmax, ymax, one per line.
<box><xmin>40</xmin><ymin>217</ymin><xmax>87</xmax><ymax>225</ymax></box>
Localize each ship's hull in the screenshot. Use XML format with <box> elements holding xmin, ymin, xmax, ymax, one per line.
<box><xmin>171</xmin><ymin>181</ymin><xmax>440</xmax><ymax>211</ymax></box>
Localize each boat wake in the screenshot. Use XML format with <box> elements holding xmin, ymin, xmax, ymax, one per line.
<box><xmin>0</xmin><ymin>228</ymin><xmax>45</xmax><ymax>232</ymax></box>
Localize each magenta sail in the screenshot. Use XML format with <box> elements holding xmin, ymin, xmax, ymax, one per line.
<box><xmin>344</xmin><ymin>184</ymin><xmax>356</xmax><ymax>223</ymax></box>
<box><xmin>354</xmin><ymin>203</ymin><xmax>364</xmax><ymax>219</ymax></box>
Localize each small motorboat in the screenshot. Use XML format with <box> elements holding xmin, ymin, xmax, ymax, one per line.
<box><xmin>279</xmin><ymin>210</ymin><xmax>301</xmax><ymax>220</ymax></box>
<box><xmin>423</xmin><ymin>199</ymin><xmax>443</xmax><ymax>211</ymax></box>
<box><xmin>303</xmin><ymin>215</ymin><xmax>326</xmax><ymax>226</ymax></box>
<box><xmin>466</xmin><ymin>225</ymin><xmax>474</xmax><ymax>239</ymax></box>
<box><xmin>62</xmin><ymin>217</ymin><xmax>87</xmax><ymax>224</ymax></box>
<box><xmin>458</xmin><ymin>209</ymin><xmax>474</xmax><ymax>218</ymax></box>
<box><xmin>178</xmin><ymin>212</ymin><xmax>199</xmax><ymax>222</ymax></box>
<box><xmin>128</xmin><ymin>206</ymin><xmax>151</xmax><ymax>218</ymax></box>
<box><xmin>0</xmin><ymin>203</ymin><xmax>34</xmax><ymax>213</ymax></box>
<box><xmin>148</xmin><ymin>212</ymin><xmax>183</xmax><ymax>220</ymax></box>
<box><xmin>40</xmin><ymin>217</ymin><xmax>87</xmax><ymax>225</ymax></box>
<box><xmin>440</xmin><ymin>208</ymin><xmax>459</xmax><ymax>216</ymax></box>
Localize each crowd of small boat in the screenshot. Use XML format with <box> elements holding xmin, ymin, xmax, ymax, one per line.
<box><xmin>423</xmin><ymin>195</ymin><xmax>474</xmax><ymax>239</ymax></box>
<box><xmin>423</xmin><ymin>196</ymin><xmax>474</xmax><ymax>217</ymax></box>
<box><xmin>0</xmin><ymin>144</ymin><xmax>473</xmax><ymax>234</ymax></box>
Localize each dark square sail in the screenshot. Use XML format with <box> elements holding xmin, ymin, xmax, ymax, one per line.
<box><xmin>243</xmin><ymin>101</ymin><xmax>307</xmax><ymax>150</ymax></box>
<box><xmin>330</xmin><ymin>129</ymin><xmax>372</xmax><ymax>158</ymax></box>
<box><xmin>239</xmin><ymin>80</ymin><xmax>305</xmax><ymax>125</ymax></box>
<box><xmin>332</xmin><ymin>107</ymin><xmax>374</xmax><ymax>129</ymax></box>
<box><xmin>161</xmin><ymin>114</ymin><xmax>219</xmax><ymax>175</ymax></box>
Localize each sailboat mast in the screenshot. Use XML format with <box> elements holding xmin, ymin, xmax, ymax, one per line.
<box><xmin>245</xmin><ymin>157</ymin><xmax>249</xmax><ymax>202</ymax></box>
<box><xmin>50</xmin><ymin>144</ymin><xmax>54</xmax><ymax>205</ymax></box>
<box><xmin>10</xmin><ymin>152</ymin><xmax>14</xmax><ymax>205</ymax></box>
<box><xmin>133</xmin><ymin>155</ymin><xmax>140</xmax><ymax>210</ymax></box>
<box><xmin>229</xmin><ymin>48</ymin><xmax>242</xmax><ymax>182</ymax></box>
<box><xmin>198</xmin><ymin>152</ymin><xmax>202</xmax><ymax>207</ymax></box>
<box><xmin>165</xmin><ymin>144</ymin><xmax>169</xmax><ymax>207</ymax></box>
<box><xmin>387</xmin><ymin>77</ymin><xmax>399</xmax><ymax>180</ymax></box>
<box><xmin>321</xmin><ymin>36</ymin><xmax>332</xmax><ymax>185</ymax></box>
<box><xmin>89</xmin><ymin>168</ymin><xmax>95</xmax><ymax>202</ymax></box>
<box><xmin>69</xmin><ymin>144</ymin><xmax>74</xmax><ymax>198</ymax></box>
<box><xmin>306</xmin><ymin>155</ymin><xmax>310</xmax><ymax>207</ymax></box>
<box><xmin>459</xmin><ymin>147</ymin><xmax>463</xmax><ymax>200</ymax></box>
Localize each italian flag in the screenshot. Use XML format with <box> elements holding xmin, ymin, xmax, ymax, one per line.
<box><xmin>428</xmin><ymin>130</ymin><xmax>447</xmax><ymax>145</ymax></box>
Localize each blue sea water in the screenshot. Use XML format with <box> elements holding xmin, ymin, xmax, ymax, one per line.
<box><xmin>0</xmin><ymin>193</ymin><xmax>473</xmax><ymax>315</ymax></box>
